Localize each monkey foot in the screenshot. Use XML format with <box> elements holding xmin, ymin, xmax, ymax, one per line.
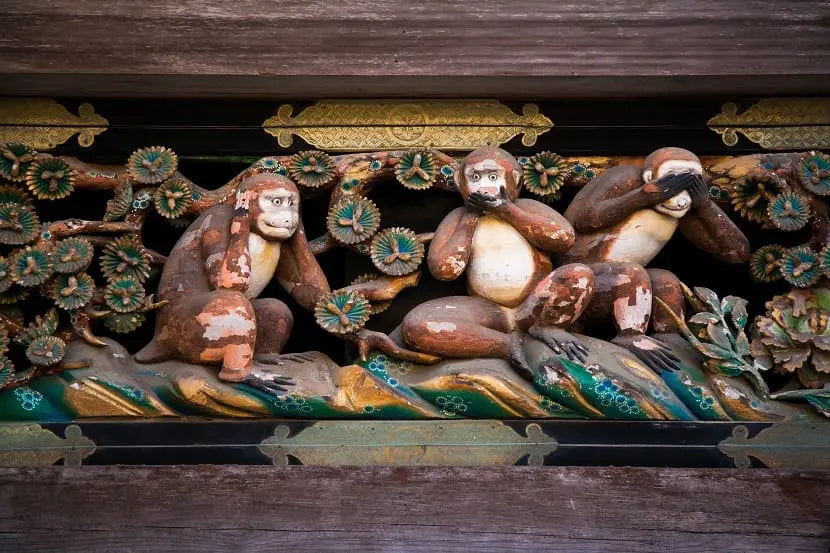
<box><xmin>254</xmin><ymin>352</ymin><xmax>317</xmax><ymax>365</ymax></box>
<box><xmin>612</xmin><ymin>334</ymin><xmax>681</xmax><ymax>374</ymax></box>
<box><xmin>239</xmin><ymin>371</ymin><xmax>295</xmax><ymax>395</ymax></box>
<box><xmin>528</xmin><ymin>325</ymin><xmax>590</xmax><ymax>364</ymax></box>
<box><xmin>507</xmin><ymin>331</ymin><xmax>534</xmax><ymax>381</ymax></box>
<box><xmin>354</xmin><ymin>329</ymin><xmax>441</xmax><ymax>365</ymax></box>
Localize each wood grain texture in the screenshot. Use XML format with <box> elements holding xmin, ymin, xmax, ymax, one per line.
<box><xmin>0</xmin><ymin>0</ymin><xmax>828</xmax><ymax>98</ymax></box>
<box><xmin>1</xmin><ymin>466</ymin><xmax>828</xmax><ymax>552</ymax></box>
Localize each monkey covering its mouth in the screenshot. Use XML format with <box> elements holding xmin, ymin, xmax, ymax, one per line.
<box><xmin>651</xmin><ymin>172</ymin><xmax>701</xmax><ymax>218</ymax></box>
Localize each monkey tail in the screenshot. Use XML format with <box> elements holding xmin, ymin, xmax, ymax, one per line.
<box><xmin>134</xmin><ymin>338</ymin><xmax>171</xmax><ymax>364</ymax></box>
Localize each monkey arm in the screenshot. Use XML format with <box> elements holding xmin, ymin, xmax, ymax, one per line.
<box><xmin>276</xmin><ymin>225</ymin><xmax>332</xmax><ymax>311</ymax></box>
<box><xmin>427</xmin><ymin>207</ymin><xmax>479</xmax><ymax>281</ymax></box>
<box><xmin>202</xmin><ymin>205</ymin><xmax>252</xmax><ymax>292</ymax></box>
<box><xmin>493</xmin><ymin>199</ymin><xmax>575</xmax><ymax>253</ymax></box>
<box><xmin>564</xmin><ymin>165</ymin><xmax>654</xmax><ymax>233</ymax></box>
<box><xmin>678</xmin><ymin>202</ymin><xmax>751</xmax><ymax>264</ymax></box>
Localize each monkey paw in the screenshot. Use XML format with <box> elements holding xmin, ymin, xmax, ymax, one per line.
<box><xmin>240</xmin><ymin>371</ymin><xmax>295</xmax><ymax>395</ymax></box>
<box><xmin>528</xmin><ymin>325</ymin><xmax>590</xmax><ymax>364</ymax></box>
<box><xmin>612</xmin><ymin>334</ymin><xmax>681</xmax><ymax>374</ymax></box>
<box><xmin>507</xmin><ymin>331</ymin><xmax>534</xmax><ymax>381</ymax></box>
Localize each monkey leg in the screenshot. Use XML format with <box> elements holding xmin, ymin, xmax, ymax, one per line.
<box><xmin>152</xmin><ymin>290</ymin><xmax>258</xmax><ymax>383</ymax></box>
<box><xmin>647</xmin><ymin>268</ymin><xmax>685</xmax><ymax>334</ymax></box>
<box><xmin>401</xmin><ymin>296</ymin><xmax>515</xmax><ymax>359</ymax></box>
<box><xmin>577</xmin><ymin>262</ymin><xmax>681</xmax><ymax>373</ymax></box>
<box><xmin>251</xmin><ymin>298</ymin><xmax>294</xmax><ymax>359</ymax></box>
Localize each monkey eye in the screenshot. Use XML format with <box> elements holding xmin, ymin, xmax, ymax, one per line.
<box><xmin>488</xmin><ymin>174</ymin><xmax>498</xmax><ymax>181</ymax></box>
<box><xmin>472</xmin><ymin>173</ymin><xmax>481</xmax><ymax>181</ymax></box>
<box><xmin>271</xmin><ymin>197</ymin><xmax>282</xmax><ymax>206</ymax></box>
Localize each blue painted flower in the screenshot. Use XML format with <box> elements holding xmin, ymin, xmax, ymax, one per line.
<box><xmin>369</xmin><ymin>159</ymin><xmax>383</xmax><ymax>172</ymax></box>
<box><xmin>14</xmin><ymin>387</ymin><xmax>43</xmax><ymax>411</ymax></box>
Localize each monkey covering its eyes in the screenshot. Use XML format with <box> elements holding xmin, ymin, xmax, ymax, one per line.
<box><xmin>560</xmin><ymin>147</ymin><xmax>750</xmax><ymax>374</ymax></box>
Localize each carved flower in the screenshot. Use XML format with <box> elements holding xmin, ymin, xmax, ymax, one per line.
<box><xmin>257</xmin><ymin>157</ymin><xmax>287</xmax><ymax>176</ymax></box>
<box><xmin>153</xmin><ymin>177</ymin><xmax>193</xmax><ymax>219</ymax></box>
<box><xmin>523</xmin><ymin>151</ymin><xmax>567</xmax><ymax>196</ymax></box>
<box><xmin>0</xmin><ymin>203</ymin><xmax>39</xmax><ymax>245</ymax></box>
<box><xmin>797</xmin><ymin>151</ymin><xmax>830</xmax><ymax>196</ymax></box>
<box><xmin>326</xmin><ymin>197</ymin><xmax>381</xmax><ymax>245</ymax></box>
<box><xmin>752</xmin><ymin>287</ymin><xmax>830</xmax><ymax>387</ymax></box>
<box><xmin>0</xmin><ymin>256</ymin><xmax>12</xmax><ymax>293</ymax></box>
<box><xmin>53</xmin><ymin>237</ymin><xmax>94</xmax><ymax>274</ymax></box>
<box><xmin>26</xmin><ymin>335</ymin><xmax>66</xmax><ymax>367</ymax></box>
<box><xmin>0</xmin><ymin>143</ymin><xmax>36</xmax><ymax>182</ymax></box>
<box><xmin>314</xmin><ymin>289</ymin><xmax>371</xmax><ymax>335</ymax></box>
<box><xmin>749</xmin><ymin>244</ymin><xmax>785</xmax><ymax>283</ymax></box>
<box><xmin>52</xmin><ymin>272</ymin><xmax>95</xmax><ymax>311</ymax></box>
<box><xmin>287</xmin><ymin>150</ymin><xmax>336</xmax><ymax>189</ymax></box>
<box><xmin>394</xmin><ymin>150</ymin><xmax>436</xmax><ymax>190</ymax></box>
<box><xmin>729</xmin><ymin>171</ymin><xmax>788</xmax><ymax>224</ymax></box>
<box><xmin>26</xmin><ymin>158</ymin><xmax>75</xmax><ymax>200</ymax></box>
<box><xmin>0</xmin><ymin>287</ymin><xmax>28</xmax><ymax>305</ymax></box>
<box><xmin>767</xmin><ymin>192</ymin><xmax>811</xmax><ymax>231</ymax></box>
<box><xmin>128</xmin><ymin>146</ymin><xmax>178</xmax><ymax>185</ymax></box>
<box><xmin>104</xmin><ymin>180</ymin><xmax>133</xmax><ymax>222</ymax></box>
<box><xmin>104</xmin><ymin>277</ymin><xmax>146</xmax><ymax>313</ymax></box>
<box><xmin>0</xmin><ymin>185</ymin><xmax>32</xmax><ymax>207</ymax></box>
<box><xmin>100</xmin><ymin>236</ymin><xmax>151</xmax><ymax>283</ymax></box>
<box><xmin>0</xmin><ymin>355</ymin><xmax>14</xmax><ymax>387</ymax></box>
<box><xmin>780</xmin><ymin>246</ymin><xmax>821</xmax><ymax>288</ymax></box>
<box><xmin>821</xmin><ymin>245</ymin><xmax>830</xmax><ymax>279</ymax></box>
<box><xmin>10</xmin><ymin>246</ymin><xmax>54</xmax><ymax>287</ymax></box>
<box><xmin>103</xmin><ymin>312</ymin><xmax>146</xmax><ymax>334</ymax></box>
<box><xmin>370</xmin><ymin>227</ymin><xmax>424</xmax><ymax>276</ymax></box>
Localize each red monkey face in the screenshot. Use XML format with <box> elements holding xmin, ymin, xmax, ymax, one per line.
<box><xmin>238</xmin><ymin>174</ymin><xmax>300</xmax><ymax>240</ymax></box>
<box><xmin>457</xmin><ymin>146</ymin><xmax>521</xmax><ymax>201</ymax></box>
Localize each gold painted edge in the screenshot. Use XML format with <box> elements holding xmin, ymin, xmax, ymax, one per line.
<box><xmin>0</xmin><ymin>98</ymin><xmax>109</xmax><ymax>149</ymax></box>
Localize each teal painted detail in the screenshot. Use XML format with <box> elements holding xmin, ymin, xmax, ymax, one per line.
<box><xmin>0</xmin><ymin>385</ymin><xmax>68</xmax><ymax>421</ymax></box>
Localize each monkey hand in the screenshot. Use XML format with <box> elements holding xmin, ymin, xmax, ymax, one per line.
<box><xmin>240</xmin><ymin>370</ymin><xmax>295</xmax><ymax>396</ymax></box>
<box><xmin>528</xmin><ymin>325</ymin><xmax>590</xmax><ymax>364</ymax></box>
<box><xmin>687</xmin><ymin>173</ymin><xmax>710</xmax><ymax>206</ymax></box>
<box><xmin>612</xmin><ymin>334</ymin><xmax>681</xmax><ymax>374</ymax></box>
<box><xmin>643</xmin><ymin>172</ymin><xmax>697</xmax><ymax>205</ymax></box>
<box><xmin>467</xmin><ymin>187</ymin><xmax>509</xmax><ymax>212</ymax></box>
<box><xmin>507</xmin><ymin>330</ymin><xmax>535</xmax><ymax>381</ymax></box>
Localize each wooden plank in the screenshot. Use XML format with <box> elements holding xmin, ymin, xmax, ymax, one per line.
<box><xmin>0</xmin><ymin>1</ymin><xmax>828</xmax><ymax>98</ymax></box>
<box><xmin>0</xmin><ymin>466</ymin><xmax>828</xmax><ymax>552</ymax></box>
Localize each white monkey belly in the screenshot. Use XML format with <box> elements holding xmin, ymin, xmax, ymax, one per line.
<box><xmin>467</xmin><ymin>216</ymin><xmax>537</xmax><ymax>305</ymax></box>
<box><xmin>246</xmin><ymin>234</ymin><xmax>281</xmax><ymax>299</ymax></box>
<box><xmin>604</xmin><ymin>209</ymin><xmax>679</xmax><ymax>266</ymax></box>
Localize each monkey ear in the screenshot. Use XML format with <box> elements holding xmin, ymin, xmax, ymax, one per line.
<box><xmin>642</xmin><ymin>169</ymin><xmax>653</xmax><ymax>183</ymax></box>
<box><xmin>512</xmin><ymin>169</ymin><xmax>521</xmax><ymax>187</ymax></box>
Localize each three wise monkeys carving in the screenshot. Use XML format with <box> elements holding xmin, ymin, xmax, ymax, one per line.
<box><xmin>136</xmin><ymin>146</ymin><xmax>750</xmax><ymax>394</ymax></box>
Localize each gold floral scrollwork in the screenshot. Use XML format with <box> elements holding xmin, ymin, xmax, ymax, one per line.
<box><xmin>0</xmin><ymin>423</ymin><xmax>96</xmax><ymax>466</ymax></box>
<box><xmin>717</xmin><ymin>421</ymin><xmax>830</xmax><ymax>469</ymax></box>
<box><xmin>263</xmin><ymin>100</ymin><xmax>553</xmax><ymax>151</ymax></box>
<box><xmin>259</xmin><ymin>420</ymin><xmax>556</xmax><ymax>466</ymax></box>
<box><xmin>0</xmin><ymin>98</ymin><xmax>109</xmax><ymax>149</ymax></box>
<box><xmin>707</xmin><ymin>98</ymin><xmax>830</xmax><ymax>150</ymax></box>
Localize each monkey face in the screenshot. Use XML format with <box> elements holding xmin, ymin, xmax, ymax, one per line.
<box><xmin>463</xmin><ymin>159</ymin><xmax>507</xmax><ymax>198</ymax></box>
<box><xmin>644</xmin><ymin>158</ymin><xmax>701</xmax><ymax>219</ymax></box>
<box><xmin>252</xmin><ymin>186</ymin><xmax>300</xmax><ymax>240</ymax></box>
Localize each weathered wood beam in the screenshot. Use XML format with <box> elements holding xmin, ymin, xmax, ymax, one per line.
<box><xmin>1</xmin><ymin>1</ymin><xmax>828</xmax><ymax>98</ymax></box>
<box><xmin>0</xmin><ymin>466</ymin><xmax>828</xmax><ymax>551</ymax></box>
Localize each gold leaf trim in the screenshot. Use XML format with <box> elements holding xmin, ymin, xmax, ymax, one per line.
<box><xmin>718</xmin><ymin>421</ymin><xmax>830</xmax><ymax>469</ymax></box>
<box><xmin>259</xmin><ymin>420</ymin><xmax>556</xmax><ymax>466</ymax></box>
<box><xmin>0</xmin><ymin>98</ymin><xmax>108</xmax><ymax>150</ymax></box>
<box><xmin>707</xmin><ymin>98</ymin><xmax>830</xmax><ymax>150</ymax></box>
<box><xmin>263</xmin><ymin>100</ymin><xmax>552</xmax><ymax>151</ymax></box>
<box><xmin>0</xmin><ymin>423</ymin><xmax>96</xmax><ymax>466</ymax></box>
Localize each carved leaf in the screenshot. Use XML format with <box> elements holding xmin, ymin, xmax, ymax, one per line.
<box><xmin>697</xmin><ymin>342</ymin><xmax>733</xmax><ymax>360</ymax></box>
<box><xmin>734</xmin><ymin>331</ymin><xmax>751</xmax><ymax>357</ymax></box>
<box><xmin>694</xmin><ymin>287</ymin><xmax>721</xmax><ymax>315</ymax></box>
<box><xmin>689</xmin><ymin>312</ymin><xmax>719</xmax><ymax>325</ymax></box>
<box><xmin>726</xmin><ymin>296</ymin><xmax>749</xmax><ymax>331</ymax></box>
<box><xmin>770</xmin><ymin>345</ymin><xmax>812</xmax><ymax>372</ymax></box>
<box><xmin>707</xmin><ymin>322</ymin><xmax>733</xmax><ymax>350</ymax></box>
